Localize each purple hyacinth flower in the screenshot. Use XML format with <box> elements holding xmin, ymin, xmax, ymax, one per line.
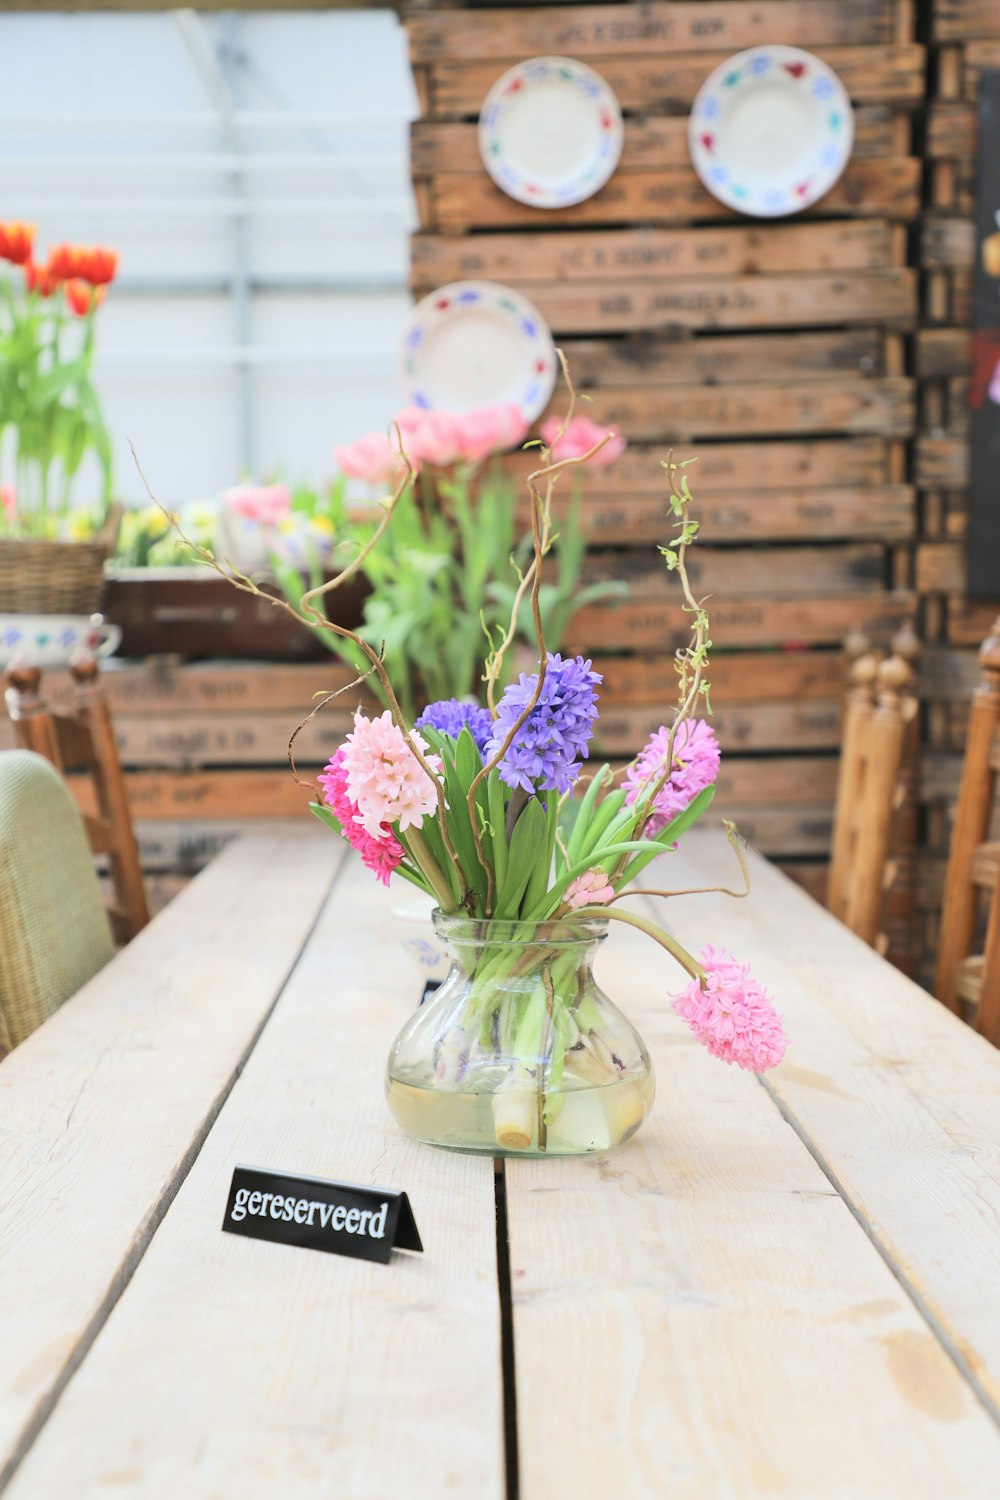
<box><xmin>484</xmin><ymin>653</ymin><xmax>602</xmax><ymax>794</ymax></box>
<box><xmin>415</xmin><ymin>698</ymin><xmax>493</xmax><ymax>755</ymax></box>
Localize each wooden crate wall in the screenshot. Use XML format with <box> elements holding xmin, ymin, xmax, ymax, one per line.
<box><xmin>407</xmin><ymin>0</ymin><xmax>921</xmax><ymax>891</ymax></box>
<box><xmin>917</xmin><ymin>0</ymin><xmax>1000</xmax><ymax>961</ymax></box>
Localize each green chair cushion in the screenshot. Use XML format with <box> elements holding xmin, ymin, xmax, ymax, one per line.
<box><xmin>0</xmin><ymin>749</ymin><xmax>115</xmax><ymax>1051</ymax></box>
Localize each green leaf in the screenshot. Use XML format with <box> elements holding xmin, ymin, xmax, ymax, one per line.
<box><xmin>494</xmin><ymin>795</ymin><xmax>547</xmax><ymax>919</ymax></box>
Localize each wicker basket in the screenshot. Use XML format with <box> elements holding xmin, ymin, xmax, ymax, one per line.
<box><xmin>0</xmin><ymin>505</ymin><xmax>121</xmax><ymax>616</ymax></box>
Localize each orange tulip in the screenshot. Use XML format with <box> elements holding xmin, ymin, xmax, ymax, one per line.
<box><xmin>0</xmin><ymin>220</ymin><xmax>35</xmax><ymax>266</ymax></box>
<box><xmin>64</xmin><ymin>278</ymin><xmax>105</xmax><ymax>317</ymax></box>
<box><xmin>77</xmin><ymin>245</ymin><xmax>118</xmax><ymax>286</ymax></box>
<box><xmin>47</xmin><ymin>243</ymin><xmax>81</xmax><ymax>280</ymax></box>
<box><xmin>23</xmin><ymin>260</ymin><xmax>59</xmax><ymax>297</ymax></box>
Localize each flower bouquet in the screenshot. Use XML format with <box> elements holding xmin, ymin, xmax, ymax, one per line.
<box><xmin>153</xmin><ymin>369</ymin><xmax>787</xmax><ymax>1157</ymax></box>
<box><xmin>0</xmin><ymin>220</ymin><xmax>120</xmax><ymax>614</ymax></box>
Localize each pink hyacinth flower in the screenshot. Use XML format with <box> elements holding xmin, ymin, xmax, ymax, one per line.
<box><xmin>624</xmin><ymin>719</ymin><xmax>721</xmax><ymax>836</ymax></box>
<box><xmin>334</xmin><ymin>432</ymin><xmax>413</xmax><ymax>486</ymax></box>
<box><xmin>564</xmin><ymin>867</ymin><xmax>616</xmax><ymax>910</ymax></box>
<box><xmin>540</xmin><ymin>415</ymin><xmax>626</xmax><ymax>467</ymax></box>
<box><xmin>340</xmin><ymin>709</ymin><xmax>442</xmax><ymax>839</ymax></box>
<box><xmin>222</xmin><ymin>483</ymin><xmax>291</xmax><ymax>525</ymax></box>
<box><xmin>0</xmin><ymin>484</ymin><xmax>15</xmax><ymax>520</ymax></box>
<box><xmin>316</xmin><ymin>749</ymin><xmax>404</xmax><ymax>887</ymax></box>
<box><xmin>672</xmin><ymin>947</ymin><xmax>787</xmax><ymax>1072</ymax></box>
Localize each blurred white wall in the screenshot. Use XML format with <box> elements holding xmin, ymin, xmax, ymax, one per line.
<box><xmin>0</xmin><ymin>9</ymin><xmax>418</xmax><ymax>506</ymax></box>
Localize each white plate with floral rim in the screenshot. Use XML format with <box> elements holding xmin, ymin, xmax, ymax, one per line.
<box><xmin>399</xmin><ymin>281</ymin><xmax>557</xmax><ymax>421</ymax></box>
<box><xmin>688</xmin><ymin>45</ymin><xmax>854</xmax><ymax>218</ymax></box>
<box><xmin>478</xmin><ymin>56</ymin><xmax>624</xmax><ymax>209</ymax></box>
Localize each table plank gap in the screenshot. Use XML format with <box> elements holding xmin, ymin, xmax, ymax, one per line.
<box><xmin>494</xmin><ymin>1161</ymin><xmax>521</xmax><ymax>1500</ymax></box>
<box><xmin>756</xmin><ymin>1069</ymin><xmax>1000</xmax><ymax>1434</ymax></box>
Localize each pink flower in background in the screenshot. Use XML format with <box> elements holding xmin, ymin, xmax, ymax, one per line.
<box><xmin>334</xmin><ymin>432</ymin><xmax>412</xmax><ymax>486</ymax></box>
<box><xmin>624</xmin><ymin>719</ymin><xmax>721</xmax><ymax>835</ymax></box>
<box><xmin>317</xmin><ymin>749</ymin><xmax>404</xmax><ymax>886</ymax></box>
<box><xmin>456</xmin><ymin>403</ymin><xmax>529</xmax><ymax>462</ymax></box>
<box><xmin>222</xmin><ymin>483</ymin><xmax>291</xmax><ymax>524</ymax></box>
<box><xmin>672</xmin><ymin>947</ymin><xmax>787</xmax><ymax>1071</ymax></box>
<box><xmin>564</xmin><ymin>867</ymin><xmax>615</xmax><ymax>910</ymax></box>
<box><xmin>340</xmin><ymin>709</ymin><xmax>442</xmax><ymax>838</ymax></box>
<box><xmin>989</xmin><ymin>358</ymin><xmax>1000</xmax><ymax>406</ymax></box>
<box><xmin>540</xmin><ymin>415</ymin><xmax>626</xmax><ymax>467</ymax></box>
<box><xmin>395</xmin><ymin>408</ymin><xmax>466</xmax><ymax>467</ymax></box>
<box><xmin>0</xmin><ymin>484</ymin><xmax>15</xmax><ymax>521</ymax></box>
<box><xmin>394</xmin><ymin>403</ymin><xmax>528</xmax><ymax>467</ymax></box>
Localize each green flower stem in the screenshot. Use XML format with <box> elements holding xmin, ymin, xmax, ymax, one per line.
<box><xmin>401</xmin><ymin>827</ymin><xmax>457</xmax><ymax>912</ymax></box>
<box><xmin>568</xmin><ymin>905</ymin><xmax>706</xmax><ymax>983</ymax></box>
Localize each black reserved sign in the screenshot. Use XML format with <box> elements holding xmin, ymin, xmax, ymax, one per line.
<box><xmin>222</xmin><ymin>1165</ymin><xmax>423</xmax><ymax>1265</ymax></box>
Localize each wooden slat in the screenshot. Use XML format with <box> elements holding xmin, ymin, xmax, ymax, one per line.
<box><xmin>936</xmin><ymin>0</ymin><xmax>1000</xmax><ymax>41</ymax></box>
<box><xmin>554</xmin><ymin>330</ymin><xmax>891</xmax><ymax>387</ymax></box>
<box><xmin>408</xmin><ymin>1</ymin><xmax>898</xmax><ymax>61</ymax></box>
<box><xmin>70</xmin><ymin>769</ymin><xmax>316</xmax><ymax>823</ymax></box>
<box><xmin>3</xmin><ymin>857</ymin><xmax>502</xmax><ymax>1497</ymax></box>
<box><xmin>412</xmin><ymin>108</ymin><xmax>904</xmax><ymax>175</ymax></box>
<box><xmin>507</xmin><ymin>893</ymin><xmax>1000</xmax><ymax>1497</ymax></box>
<box><xmin>917</xmin><ymin>541</ymin><xmax>964</xmax><ymax>593</ymax></box>
<box><xmin>602</xmin><ymin>650</ymin><xmax>846</xmax><ymax>705</ymax></box>
<box><xmin>921</xmin><ymin>218</ymin><xmax>974</xmax><ymax>270</ymax></box>
<box><xmin>45</xmin><ymin>659</ymin><xmax>367</xmax><ymax>717</ymax></box>
<box><xmin>427</xmin><ymin>46</ymin><xmax>926</xmax><ymax>118</ymax></box>
<box><xmin>568</xmin><ymin>590</ymin><xmax>916</xmax><ymax>651</ymax></box>
<box><xmin>524</xmin><ymin>485</ymin><xmax>915</xmax><ymax>544</ymax></box>
<box><xmin>949</xmin><ymin>598</ymin><xmax>1000</xmax><ymax>647</ymax></box>
<box><xmin>539</xmin><ymin>377</ymin><xmax>915</xmax><ymax>439</ymax></box>
<box><xmin>926</xmin><ymin>100</ymin><xmax>976</xmax><ymax>157</ymax></box>
<box><xmin>916</xmin><ymin>436</ymin><xmax>968</xmax><ymax>489</ymax></box>
<box><xmin>503</xmin><ymin>437</ymin><xmax>892</xmax><ymax>493</ymax></box>
<box><xmin>643</xmin><ymin>834</ymin><xmax>1000</xmax><ymax>1429</ymax></box>
<box><xmin>425</xmin><ymin>160</ymin><xmax>922</xmax><ymax>231</ymax></box>
<box><xmin>582</xmin><ymin>543</ymin><xmax>888</xmax><ymax>597</ymax></box>
<box><xmin>964</xmin><ymin>42</ymin><xmax>1000</xmax><ymax>98</ymax></box>
<box><xmin>916</xmin><ymin>327</ymin><xmax>970</xmax><ymax>377</ymax></box>
<box><xmin>0</xmin><ymin>830</ymin><xmax>343</xmax><ymax>1486</ymax></box>
<box><xmin>421</xmin><ymin>273</ymin><xmax>916</xmax><ymax>336</ymax></box>
<box><xmin>412</xmin><ymin>222</ymin><xmax>899</xmax><ymax>287</ymax></box>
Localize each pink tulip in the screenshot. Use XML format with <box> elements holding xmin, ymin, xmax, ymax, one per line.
<box><xmin>456</xmin><ymin>403</ymin><xmax>529</xmax><ymax>462</ymax></box>
<box><xmin>333</xmin><ymin>432</ymin><xmax>413</xmax><ymax>486</ymax></box>
<box><xmin>222</xmin><ymin>483</ymin><xmax>291</xmax><ymax>524</ymax></box>
<box><xmin>540</xmin><ymin>415</ymin><xmax>626</xmax><ymax>467</ymax></box>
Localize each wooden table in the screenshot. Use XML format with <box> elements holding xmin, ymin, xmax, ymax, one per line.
<box><xmin>3</xmin><ymin>826</ymin><xmax>1000</xmax><ymax>1497</ymax></box>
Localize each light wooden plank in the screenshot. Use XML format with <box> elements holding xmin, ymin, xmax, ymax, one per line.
<box><xmin>506</xmin><ymin>911</ymin><xmax>1000</xmax><ymax>1497</ymax></box>
<box><xmin>412</xmin><ymin>222</ymin><xmax>898</xmax><ymax>286</ymax></box>
<box><xmin>408</xmin><ymin>1</ymin><xmax>897</xmax><ymax>62</ymax></box>
<box><xmin>429</xmin><ymin>46</ymin><xmax>926</xmax><ymax>117</ymax></box>
<box><xmin>0</xmin><ymin>828</ymin><xmax>343</xmax><ymax>1486</ymax></box>
<box><xmin>427</xmin><ymin>161</ymin><xmax>922</xmax><ymax>231</ymax></box>
<box><xmin>650</xmin><ymin>831</ymin><xmax>1000</xmax><ymax>1419</ymax></box>
<box><xmin>6</xmin><ymin>857</ymin><xmax>502</xmax><ymax>1498</ymax></box>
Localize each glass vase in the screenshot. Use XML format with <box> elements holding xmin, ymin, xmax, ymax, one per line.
<box><xmin>385</xmin><ymin>912</ymin><xmax>654</xmax><ymax>1157</ymax></box>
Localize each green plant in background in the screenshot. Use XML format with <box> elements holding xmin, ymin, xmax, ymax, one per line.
<box><xmin>274</xmin><ymin>397</ymin><xmax>628</xmax><ymax>719</ymax></box>
<box><xmin>0</xmin><ymin>224</ymin><xmax>117</xmax><ymax>538</ymax></box>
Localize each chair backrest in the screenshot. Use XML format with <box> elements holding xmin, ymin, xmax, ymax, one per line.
<box><xmin>828</xmin><ymin>631</ymin><xmax>920</xmax><ymax>959</ymax></box>
<box><xmin>0</xmin><ymin>749</ymin><xmax>116</xmax><ymax>1051</ymax></box>
<box><xmin>934</xmin><ymin>616</ymin><xmax>1000</xmax><ymax>1038</ymax></box>
<box><xmin>4</xmin><ymin>656</ymin><xmax>149</xmax><ymax>943</ymax></box>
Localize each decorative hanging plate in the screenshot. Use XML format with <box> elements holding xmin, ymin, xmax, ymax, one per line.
<box><xmin>688</xmin><ymin>46</ymin><xmax>854</xmax><ymax>218</ymax></box>
<box><xmin>478</xmin><ymin>56</ymin><xmax>624</xmax><ymax>209</ymax></box>
<box><xmin>399</xmin><ymin>281</ymin><xmax>557</xmax><ymax>421</ymax></box>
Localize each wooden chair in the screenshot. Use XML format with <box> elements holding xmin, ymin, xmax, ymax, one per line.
<box><xmin>0</xmin><ymin>749</ymin><xmax>116</xmax><ymax>1051</ymax></box>
<box><xmin>934</xmin><ymin>616</ymin><xmax>1000</xmax><ymax>1041</ymax></box>
<box><xmin>4</xmin><ymin>656</ymin><xmax>149</xmax><ymax>944</ymax></box>
<box><xmin>827</xmin><ymin>629</ymin><xmax>920</xmax><ymax>964</ymax></box>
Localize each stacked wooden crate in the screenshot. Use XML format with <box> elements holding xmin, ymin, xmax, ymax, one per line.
<box><xmin>408</xmin><ymin>0</ymin><xmax>921</xmax><ymax>893</ymax></box>
<box><xmin>917</xmin><ymin>0</ymin><xmax>999</xmax><ymax>958</ymax></box>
